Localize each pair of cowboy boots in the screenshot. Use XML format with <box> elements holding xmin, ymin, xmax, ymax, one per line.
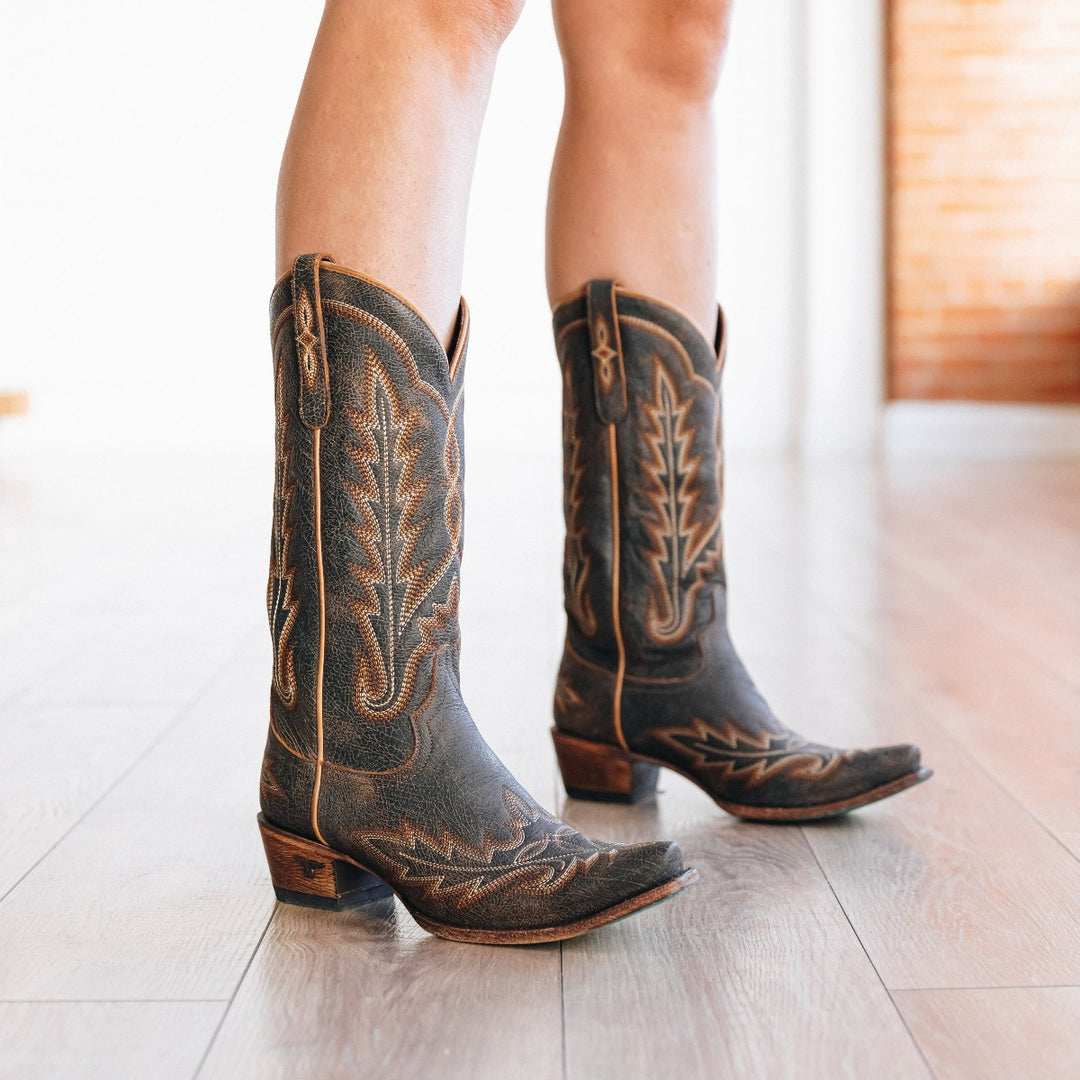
<box><xmin>257</xmin><ymin>255</ymin><xmax>930</xmax><ymax>945</ymax></box>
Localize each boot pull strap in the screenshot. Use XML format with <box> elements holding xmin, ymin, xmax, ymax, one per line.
<box><xmin>291</xmin><ymin>253</ymin><xmax>334</xmax><ymax>429</ymax></box>
<box><xmin>586</xmin><ymin>280</ymin><xmax>628</xmax><ymax>425</ymax></box>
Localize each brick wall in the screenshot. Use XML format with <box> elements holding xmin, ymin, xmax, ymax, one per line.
<box><xmin>889</xmin><ymin>0</ymin><xmax>1080</xmax><ymax>401</ymax></box>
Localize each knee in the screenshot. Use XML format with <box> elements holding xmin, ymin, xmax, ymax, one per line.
<box><xmin>424</xmin><ymin>0</ymin><xmax>526</xmax><ymax>58</ymax></box>
<box><xmin>326</xmin><ymin>0</ymin><xmax>525</xmax><ymax>69</ymax></box>
<box><xmin>558</xmin><ymin>0</ymin><xmax>732</xmax><ymax>102</ymax></box>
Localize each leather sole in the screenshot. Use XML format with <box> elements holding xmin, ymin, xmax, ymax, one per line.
<box><xmin>258</xmin><ymin>813</ymin><xmax>698</xmax><ymax>944</ymax></box>
<box><xmin>552</xmin><ymin>728</ymin><xmax>934</xmax><ymax>822</ymax></box>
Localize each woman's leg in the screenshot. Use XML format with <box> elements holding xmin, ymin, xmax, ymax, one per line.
<box><xmin>546</xmin><ymin>0</ymin><xmax>731</xmax><ymax>335</ymax></box>
<box><xmin>546</xmin><ymin>0</ymin><xmax>931</xmax><ymax>820</ymax></box>
<box><xmin>262</xmin><ymin>0</ymin><xmax>697</xmax><ymax>942</ymax></box>
<box><xmin>277</xmin><ymin>0</ymin><xmax>525</xmax><ymax>347</ymax></box>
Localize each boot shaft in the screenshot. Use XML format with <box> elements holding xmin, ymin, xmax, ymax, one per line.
<box><xmin>267</xmin><ymin>255</ymin><xmax>469</xmax><ymax>773</ymax></box>
<box><xmin>555</xmin><ymin>281</ymin><xmax>727</xmax><ymax>678</ymax></box>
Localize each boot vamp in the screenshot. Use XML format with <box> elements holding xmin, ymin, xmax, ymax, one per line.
<box><xmin>622</xmin><ymin>623</ymin><xmax>921</xmax><ymax>810</ymax></box>
<box><xmin>318</xmin><ymin>688</ymin><xmax>684</xmax><ymax>931</ymax></box>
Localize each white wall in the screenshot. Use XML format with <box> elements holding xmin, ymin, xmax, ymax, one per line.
<box><xmin>0</xmin><ymin>0</ymin><xmax>850</xmax><ymax>459</ymax></box>
<box><xmin>0</xmin><ymin>0</ymin><xmax>314</xmax><ymax>453</ymax></box>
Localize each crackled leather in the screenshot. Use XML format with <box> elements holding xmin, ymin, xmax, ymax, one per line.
<box><xmin>260</xmin><ymin>256</ymin><xmax>685</xmax><ymax>931</ymax></box>
<box><xmin>553</xmin><ymin>282</ymin><xmax>923</xmax><ymax>812</ymax></box>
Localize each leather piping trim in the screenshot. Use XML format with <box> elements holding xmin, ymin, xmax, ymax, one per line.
<box><xmin>269</xmin><ymin>717</ymin><xmax>307</xmax><ymax>760</ymax></box>
<box><xmin>608</xmin><ymin>424</ymin><xmax>628</xmax><ymax>752</ymax></box>
<box><xmin>552</xmin><ymin>287</ymin><xmax>722</xmax><ymax>362</ymax></box>
<box><xmin>323</xmin><ymin>300</ymin><xmax>453</xmax><ymax>424</ymax></box>
<box><xmin>271</xmin><ymin>306</ymin><xmax>293</xmax><ymax>345</ymax></box>
<box><xmin>618</xmin><ymin>315</ymin><xmax>715</xmax><ymax>396</ymax></box>
<box><xmin>609</xmin><ymin>286</ymin><xmax>718</xmax><ymax>350</ymax></box>
<box><xmin>310</xmin><ymin>426</ymin><xmax>328</xmax><ymax>846</ymax></box>
<box><xmin>555</xmin><ymin>317</ymin><xmax>588</xmax><ymax>354</ymax></box>
<box><xmin>274</xmin><ymin>260</ymin><xmax>456</xmax><ymax>365</ymax></box>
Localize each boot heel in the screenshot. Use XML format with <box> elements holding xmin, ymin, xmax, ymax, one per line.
<box><xmin>552</xmin><ymin>728</ymin><xmax>660</xmax><ymax>803</ymax></box>
<box><xmin>257</xmin><ymin>814</ymin><xmax>393</xmax><ymax>911</ymax></box>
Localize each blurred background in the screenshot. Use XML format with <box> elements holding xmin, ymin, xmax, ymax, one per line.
<box><xmin>2</xmin><ymin>0</ymin><xmax>1076</xmax><ymax>460</ymax></box>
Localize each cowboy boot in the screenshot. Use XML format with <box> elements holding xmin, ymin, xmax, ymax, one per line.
<box><xmin>258</xmin><ymin>256</ymin><xmax>696</xmax><ymax>944</ymax></box>
<box><xmin>550</xmin><ymin>280</ymin><xmax>932</xmax><ymax>821</ymax></box>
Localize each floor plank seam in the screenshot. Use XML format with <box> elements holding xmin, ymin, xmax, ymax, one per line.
<box><xmin>191</xmin><ymin>907</ymin><xmax>276</xmax><ymax>1080</ymax></box>
<box><xmin>887</xmin><ymin>983</ymin><xmax>1080</xmax><ymax>993</ymax></box>
<box><xmin>1</xmin><ymin>637</ymin><xmax>93</xmax><ymax>711</ymax></box>
<box><xmin>0</xmin><ymin>636</ymin><xmax>254</xmax><ymax>907</ymax></box>
<box><xmin>798</xmin><ymin>826</ymin><xmax>940</xmax><ymax>1080</ymax></box>
<box><xmin>558</xmin><ymin>942</ymin><xmax>568</xmax><ymax>1080</ymax></box>
<box><xmin>0</xmin><ymin>999</ymin><xmax>233</xmax><ymax>1005</ymax></box>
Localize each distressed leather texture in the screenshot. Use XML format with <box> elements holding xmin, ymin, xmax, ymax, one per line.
<box><xmin>553</xmin><ymin>282</ymin><xmax>924</xmax><ymax>813</ymax></box>
<box><xmin>260</xmin><ymin>256</ymin><xmax>686</xmax><ymax>932</ymax></box>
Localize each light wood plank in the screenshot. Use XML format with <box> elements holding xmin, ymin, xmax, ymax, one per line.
<box><xmin>867</xmin><ymin>464</ymin><xmax>1080</xmax><ymax>691</ymax></box>
<box><xmin>0</xmin><ymin>656</ymin><xmax>273</xmax><ymax>1000</ymax></box>
<box><xmin>558</xmin><ymin>783</ymin><xmax>930</xmax><ymax>1080</ymax></box>
<box><xmin>0</xmin><ymin>1002</ymin><xmax>224</xmax><ymax>1080</ymax></box>
<box><xmin>0</xmin><ymin>704</ymin><xmax>177</xmax><ymax>898</ymax></box>
<box><xmin>199</xmin><ymin>904</ymin><xmax>562</xmax><ymax>1080</ymax></box>
<box><xmin>2</xmin><ymin>444</ymin><xmax>1077</xmax><ymax>1079</ymax></box>
<box><xmin>460</xmin><ymin>444</ymin><xmax>567</xmax><ymax>806</ymax></box>
<box><xmin>722</xmin><ymin>464</ymin><xmax>1080</xmax><ymax>989</ymax></box>
<box><xmin>894</xmin><ymin>987</ymin><xmax>1080</xmax><ymax>1080</ymax></box>
<box><xmin>0</xmin><ymin>605</ymin><xmax>107</xmax><ymax>708</ymax></box>
<box><xmin>18</xmin><ymin>610</ymin><xmax>257</xmax><ymax>707</ymax></box>
<box><xmin>750</xmin><ymin>464</ymin><xmax>1080</xmax><ymax>855</ymax></box>
<box><xmin>0</xmin><ymin>450</ymin><xmax>268</xmax><ymax>708</ymax></box>
<box><xmin>877</xmin><ymin>460</ymin><xmax>1080</xmax><ymax>610</ymax></box>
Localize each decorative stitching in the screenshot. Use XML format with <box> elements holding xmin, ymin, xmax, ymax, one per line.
<box><xmin>619</xmin><ymin>315</ymin><xmax>715</xmax><ymax>396</ymax></box>
<box><xmin>591</xmin><ymin>314</ymin><xmax>618</xmax><ymax>392</ymax></box>
<box><xmin>640</xmin><ymin>360</ymin><xmax>722</xmax><ymax>644</ymax></box>
<box><xmin>296</xmin><ymin>287</ymin><xmax>319</xmax><ymax>386</ymax></box>
<box><xmin>343</xmin><ymin>346</ymin><xmax>459</xmax><ymax>722</ymax></box>
<box><xmin>562</xmin><ymin>362</ymin><xmax>597</xmax><ymax>636</ymax></box>
<box><xmin>323</xmin><ymin>300</ymin><xmax>452</xmax><ymax>424</ymax></box>
<box><xmin>658</xmin><ymin>718</ymin><xmax>849</xmax><ymax>787</ymax></box>
<box><xmin>268</xmin><ymin>349</ymin><xmax>299</xmax><ymax>709</ymax></box>
<box><xmin>553</xmin><ymin>678</ymin><xmax>588</xmax><ymax>726</ymax></box>
<box><xmin>356</xmin><ymin>787</ymin><xmax>617</xmax><ymax>909</ymax></box>
<box><xmin>444</xmin><ymin>385</ymin><xmax>464</xmax><ymax>564</ymax></box>
<box><xmin>268</xmin><ymin>718</ymin><xmax>307</xmax><ymax>760</ymax></box>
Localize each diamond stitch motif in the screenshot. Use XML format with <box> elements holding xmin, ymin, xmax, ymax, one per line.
<box><xmin>591</xmin><ymin>316</ymin><xmax>618</xmax><ymax>391</ymax></box>
<box><xmin>296</xmin><ymin>287</ymin><xmax>318</xmax><ymax>384</ymax></box>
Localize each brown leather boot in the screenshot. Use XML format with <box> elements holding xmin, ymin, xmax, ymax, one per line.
<box><xmin>550</xmin><ymin>281</ymin><xmax>932</xmax><ymax>821</ymax></box>
<box><xmin>258</xmin><ymin>256</ymin><xmax>696</xmax><ymax>944</ymax></box>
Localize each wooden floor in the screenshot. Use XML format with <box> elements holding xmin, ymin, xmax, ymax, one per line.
<box><xmin>1</xmin><ymin>447</ymin><xmax>1077</xmax><ymax>1079</ymax></box>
